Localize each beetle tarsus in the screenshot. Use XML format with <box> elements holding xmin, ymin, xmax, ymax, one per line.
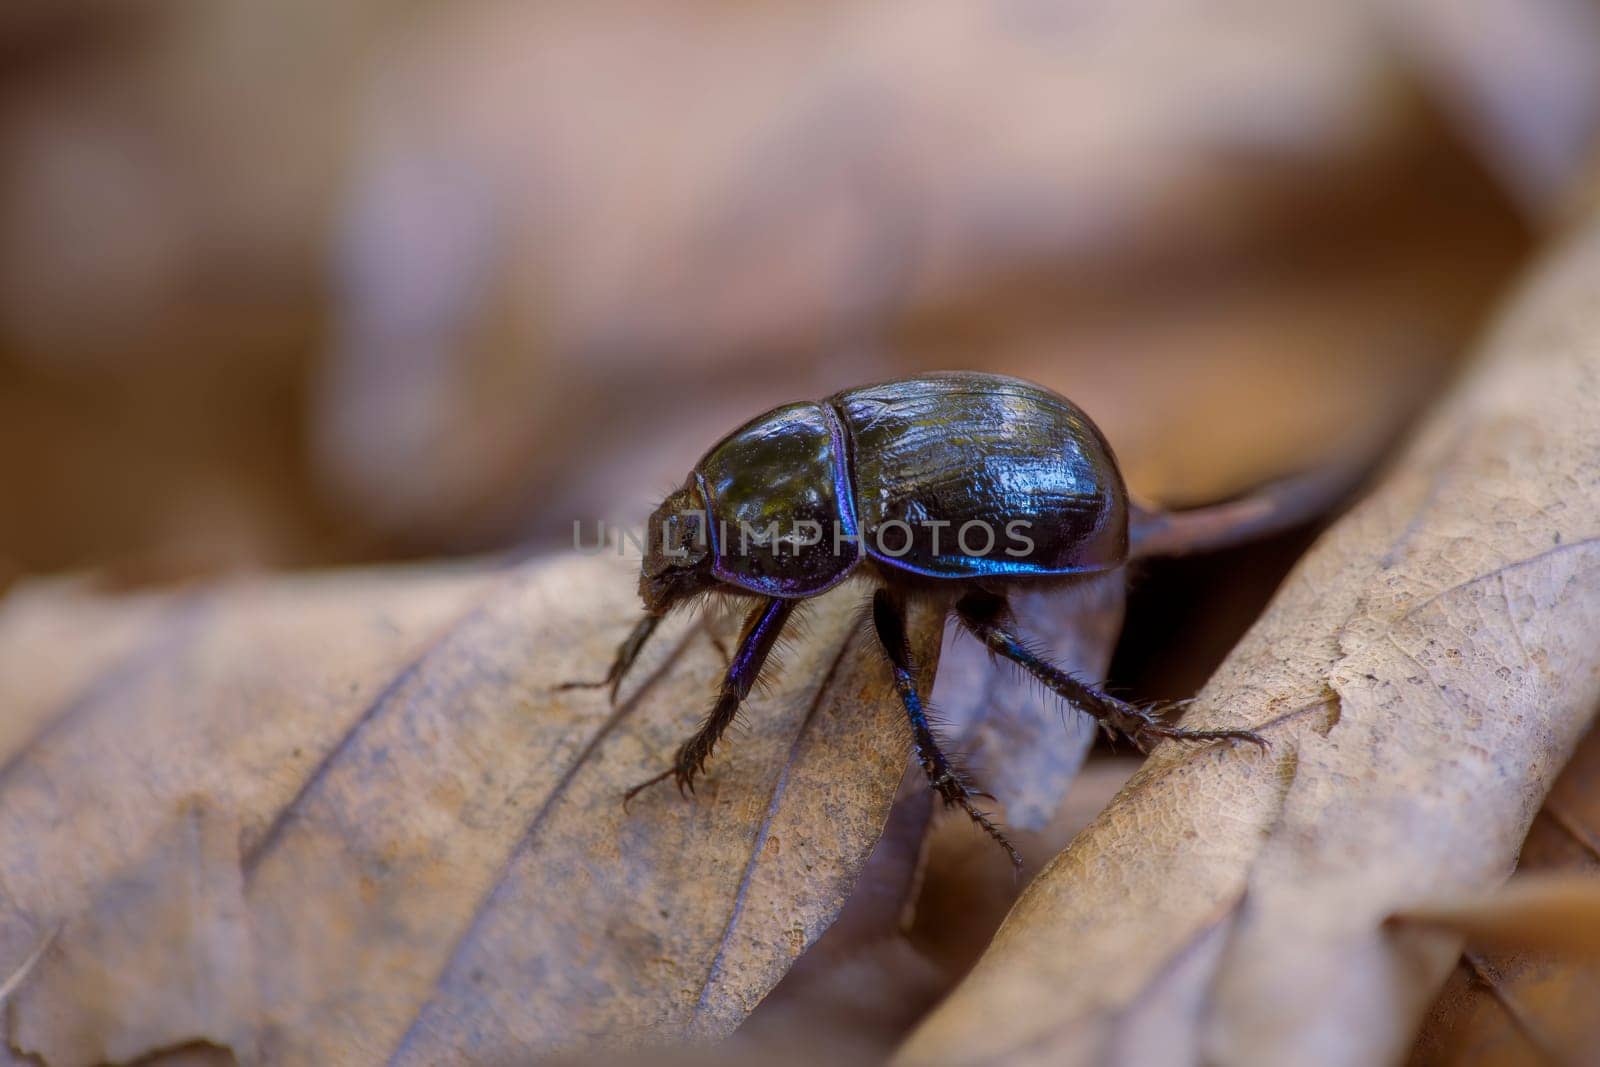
<box><xmin>621</xmin><ymin>768</ymin><xmax>675</xmax><ymax>811</ymax></box>
<box><xmin>1135</xmin><ymin>703</ymin><xmax>1271</xmax><ymax>750</ymax></box>
<box><xmin>873</xmin><ymin>589</ymin><xmax>1022</xmax><ymax>868</ymax></box>
<box><xmin>620</xmin><ymin>749</ymin><xmax>707</xmax><ymax>808</ymax></box>
<box><xmin>956</xmin><ymin>591</ymin><xmax>1267</xmax><ymax>755</ymax></box>
<box><xmin>1121</xmin><ymin>716</ymin><xmax>1270</xmax><ymax>754</ymax></box>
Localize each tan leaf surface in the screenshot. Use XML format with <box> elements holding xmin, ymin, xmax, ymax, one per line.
<box><xmin>12</xmin><ymin>798</ymin><xmax>254</xmax><ymax>1066</ymax></box>
<box><xmin>897</xmin><ymin>215</ymin><xmax>1600</xmax><ymax>1066</ymax></box>
<box><xmin>0</xmin><ymin>553</ymin><xmax>940</xmax><ymax>1064</ymax></box>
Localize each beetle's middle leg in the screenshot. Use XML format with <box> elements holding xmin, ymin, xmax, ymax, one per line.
<box><xmin>954</xmin><ymin>590</ymin><xmax>1267</xmax><ymax>752</ymax></box>
<box><xmin>872</xmin><ymin>588</ymin><xmax>1020</xmax><ymax>867</ymax></box>
<box><xmin>624</xmin><ymin>597</ymin><xmax>794</xmax><ymax>805</ymax></box>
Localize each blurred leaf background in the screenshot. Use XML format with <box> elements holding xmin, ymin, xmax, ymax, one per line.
<box><xmin>4</xmin><ymin>1</ymin><xmax>1600</xmax><ymax>1062</ymax></box>
<box><xmin>8</xmin><ymin>0</ymin><xmax>1595</xmax><ymax>583</ymax></box>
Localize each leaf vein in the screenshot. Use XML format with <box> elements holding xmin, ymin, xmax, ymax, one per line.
<box><xmin>384</xmin><ymin>616</ymin><xmax>706</xmax><ymax>1065</ymax></box>
<box><xmin>690</xmin><ymin>624</ymin><xmax>862</xmax><ymax>1021</ymax></box>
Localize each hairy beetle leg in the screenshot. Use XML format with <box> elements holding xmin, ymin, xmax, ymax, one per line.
<box><xmin>873</xmin><ymin>590</ymin><xmax>1021</xmax><ymax>868</ymax></box>
<box><xmin>621</xmin><ymin>599</ymin><xmax>794</xmax><ymax>807</ymax></box>
<box><xmin>955</xmin><ymin>592</ymin><xmax>1268</xmax><ymax>755</ymax></box>
<box><xmin>559</xmin><ymin>613</ymin><xmax>662</xmax><ymax>705</ymax></box>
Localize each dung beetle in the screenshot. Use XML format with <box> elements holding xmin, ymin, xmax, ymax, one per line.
<box><xmin>572</xmin><ymin>371</ymin><xmax>1276</xmax><ymax>864</ymax></box>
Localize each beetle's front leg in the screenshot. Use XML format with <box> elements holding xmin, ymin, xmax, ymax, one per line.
<box><xmin>872</xmin><ymin>589</ymin><xmax>1020</xmax><ymax>867</ymax></box>
<box><xmin>558</xmin><ymin>613</ymin><xmax>662</xmax><ymax>704</ymax></box>
<box><xmin>954</xmin><ymin>591</ymin><xmax>1267</xmax><ymax>752</ymax></box>
<box><xmin>624</xmin><ymin>597</ymin><xmax>794</xmax><ymax>806</ymax></box>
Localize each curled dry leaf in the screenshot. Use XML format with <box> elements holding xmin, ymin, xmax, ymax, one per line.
<box><xmin>1390</xmin><ymin>871</ymin><xmax>1600</xmax><ymax>956</ymax></box>
<box><xmin>1409</xmin><ymin>724</ymin><xmax>1600</xmax><ymax>1065</ymax></box>
<box><xmin>0</xmin><ymin>553</ymin><xmax>940</xmax><ymax>1064</ymax></box>
<box><xmin>898</xmin><ymin>216</ymin><xmax>1600</xmax><ymax>1066</ymax></box>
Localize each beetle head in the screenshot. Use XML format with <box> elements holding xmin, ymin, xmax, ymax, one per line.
<box><xmin>639</xmin><ymin>484</ymin><xmax>714</xmax><ymax>613</ymax></box>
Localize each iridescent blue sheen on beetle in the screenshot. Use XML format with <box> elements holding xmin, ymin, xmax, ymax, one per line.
<box><xmin>833</xmin><ymin>374</ymin><xmax>1126</xmax><ymax>579</ymax></box>
<box><xmin>696</xmin><ymin>400</ymin><xmax>859</xmax><ymax>597</ymax></box>
<box><xmin>642</xmin><ymin>372</ymin><xmax>1127</xmax><ymax>609</ymax></box>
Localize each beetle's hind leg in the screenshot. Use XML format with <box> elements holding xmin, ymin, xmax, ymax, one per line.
<box><xmin>624</xmin><ymin>597</ymin><xmax>794</xmax><ymax>806</ymax></box>
<box><xmin>872</xmin><ymin>589</ymin><xmax>1020</xmax><ymax>868</ymax></box>
<box><xmin>954</xmin><ymin>590</ymin><xmax>1267</xmax><ymax>753</ymax></box>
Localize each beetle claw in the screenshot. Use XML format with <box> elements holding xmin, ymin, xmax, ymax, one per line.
<box><xmin>622</xmin><ymin>767</ymin><xmax>675</xmax><ymax>810</ymax></box>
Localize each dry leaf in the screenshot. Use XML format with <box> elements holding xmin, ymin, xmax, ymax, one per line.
<box><xmin>0</xmin><ymin>552</ymin><xmax>941</xmax><ymax>1063</ymax></box>
<box><xmin>1389</xmin><ymin>0</ymin><xmax>1600</xmax><ymax>219</ymax></box>
<box><xmin>1391</xmin><ymin>872</ymin><xmax>1600</xmax><ymax>956</ymax></box>
<box><xmin>738</xmin><ymin>757</ymin><xmax>1147</xmax><ymax>1064</ymax></box>
<box><xmin>1409</xmin><ymin>725</ymin><xmax>1600</xmax><ymax>1065</ymax></box>
<box><xmin>316</xmin><ymin>0</ymin><xmax>1478</xmax><ymax>547</ymax></box>
<box><xmin>897</xmin><ymin>213</ymin><xmax>1600</xmax><ymax>1065</ymax></box>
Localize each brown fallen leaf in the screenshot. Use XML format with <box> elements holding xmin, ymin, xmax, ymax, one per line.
<box><xmin>737</xmin><ymin>757</ymin><xmax>1147</xmax><ymax>1065</ymax></box>
<box><xmin>1390</xmin><ymin>871</ymin><xmax>1600</xmax><ymax>956</ymax></box>
<box><xmin>897</xmin><ymin>211</ymin><xmax>1600</xmax><ymax>1065</ymax></box>
<box><xmin>317</xmin><ymin>0</ymin><xmax>1530</xmax><ymax>551</ymax></box>
<box><xmin>1408</xmin><ymin>725</ymin><xmax>1600</xmax><ymax>1066</ymax></box>
<box><xmin>0</xmin><ymin>553</ymin><xmax>942</xmax><ymax>1064</ymax></box>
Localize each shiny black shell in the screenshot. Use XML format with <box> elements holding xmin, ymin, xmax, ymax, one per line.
<box><xmin>691</xmin><ymin>371</ymin><xmax>1128</xmax><ymax>597</ymax></box>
